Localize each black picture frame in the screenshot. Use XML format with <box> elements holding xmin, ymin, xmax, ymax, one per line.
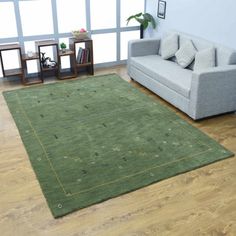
<box><xmin>157</xmin><ymin>0</ymin><xmax>166</xmax><ymax>19</ymax></box>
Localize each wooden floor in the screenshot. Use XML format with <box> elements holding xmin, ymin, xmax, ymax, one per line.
<box><xmin>0</xmin><ymin>65</ymin><xmax>235</xmax><ymax>236</ymax></box>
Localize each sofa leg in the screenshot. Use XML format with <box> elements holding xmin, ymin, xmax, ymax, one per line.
<box><xmin>130</xmin><ymin>77</ymin><xmax>134</xmax><ymax>81</ymax></box>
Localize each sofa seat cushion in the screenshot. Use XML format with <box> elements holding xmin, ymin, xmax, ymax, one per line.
<box><xmin>130</xmin><ymin>55</ymin><xmax>192</xmax><ymax>98</ymax></box>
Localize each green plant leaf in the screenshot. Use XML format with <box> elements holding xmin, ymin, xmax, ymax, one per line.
<box><xmin>142</xmin><ymin>21</ymin><xmax>149</xmax><ymax>30</ymax></box>
<box><xmin>60</xmin><ymin>42</ymin><xmax>67</xmax><ymax>49</ymax></box>
<box><xmin>126</xmin><ymin>12</ymin><xmax>143</xmax><ymax>25</ymax></box>
<box><xmin>143</xmin><ymin>13</ymin><xmax>156</xmax><ymax>29</ymax></box>
<box><xmin>134</xmin><ymin>12</ymin><xmax>143</xmax><ymax>18</ymax></box>
<box><xmin>135</xmin><ymin>18</ymin><xmax>144</xmax><ymax>25</ymax></box>
<box><xmin>126</xmin><ymin>12</ymin><xmax>156</xmax><ymax>30</ymax></box>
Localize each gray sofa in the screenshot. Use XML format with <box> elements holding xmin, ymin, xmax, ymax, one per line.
<box><xmin>127</xmin><ymin>32</ymin><xmax>236</xmax><ymax>120</ymax></box>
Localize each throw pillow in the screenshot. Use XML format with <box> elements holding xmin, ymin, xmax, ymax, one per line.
<box><xmin>175</xmin><ymin>40</ymin><xmax>197</xmax><ymax>68</ymax></box>
<box><xmin>194</xmin><ymin>47</ymin><xmax>216</xmax><ymax>71</ymax></box>
<box><xmin>161</xmin><ymin>34</ymin><xmax>179</xmax><ymax>59</ymax></box>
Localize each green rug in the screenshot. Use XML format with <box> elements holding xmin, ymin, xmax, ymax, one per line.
<box><xmin>3</xmin><ymin>74</ymin><xmax>234</xmax><ymax>218</ymax></box>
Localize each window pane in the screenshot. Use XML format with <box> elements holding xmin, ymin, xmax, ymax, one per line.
<box><xmin>19</xmin><ymin>0</ymin><xmax>53</xmax><ymax>36</ymax></box>
<box><xmin>57</xmin><ymin>0</ymin><xmax>86</xmax><ymax>33</ymax></box>
<box><xmin>90</xmin><ymin>0</ymin><xmax>116</xmax><ymax>30</ymax></box>
<box><xmin>1</xmin><ymin>50</ymin><xmax>21</xmax><ymax>70</ymax></box>
<box><xmin>24</xmin><ymin>41</ymin><xmax>37</xmax><ymax>53</ymax></box>
<box><xmin>120</xmin><ymin>0</ymin><xmax>145</xmax><ymax>27</ymax></box>
<box><xmin>0</xmin><ymin>2</ymin><xmax>17</xmax><ymax>38</ymax></box>
<box><xmin>92</xmin><ymin>33</ymin><xmax>116</xmax><ymax>64</ymax></box>
<box><xmin>25</xmin><ymin>60</ymin><xmax>38</xmax><ymax>74</ymax></box>
<box><xmin>120</xmin><ymin>31</ymin><xmax>139</xmax><ymax>60</ymax></box>
<box><xmin>38</xmin><ymin>46</ymin><xmax>55</xmax><ymax>62</ymax></box>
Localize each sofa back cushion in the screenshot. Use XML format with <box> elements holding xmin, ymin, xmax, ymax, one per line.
<box><xmin>175</xmin><ymin>40</ymin><xmax>197</xmax><ymax>68</ymax></box>
<box><xmin>161</xmin><ymin>33</ymin><xmax>179</xmax><ymax>59</ymax></box>
<box><xmin>164</xmin><ymin>31</ymin><xmax>236</xmax><ymax>67</ymax></box>
<box><xmin>194</xmin><ymin>47</ymin><xmax>216</xmax><ymax>71</ymax></box>
<box><xmin>179</xmin><ymin>33</ymin><xmax>236</xmax><ymax>66</ymax></box>
<box><xmin>216</xmin><ymin>46</ymin><xmax>236</xmax><ymax>66</ymax></box>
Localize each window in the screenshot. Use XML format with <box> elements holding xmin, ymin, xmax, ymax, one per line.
<box><xmin>19</xmin><ymin>0</ymin><xmax>53</xmax><ymax>36</ymax></box>
<box><xmin>120</xmin><ymin>31</ymin><xmax>140</xmax><ymax>60</ymax></box>
<box><xmin>92</xmin><ymin>33</ymin><xmax>117</xmax><ymax>64</ymax></box>
<box><xmin>120</xmin><ymin>0</ymin><xmax>145</xmax><ymax>27</ymax></box>
<box><xmin>57</xmin><ymin>0</ymin><xmax>86</xmax><ymax>33</ymax></box>
<box><xmin>0</xmin><ymin>2</ymin><xmax>17</xmax><ymax>38</ymax></box>
<box><xmin>0</xmin><ymin>0</ymin><xmax>146</xmax><ymax>78</ymax></box>
<box><xmin>90</xmin><ymin>0</ymin><xmax>116</xmax><ymax>30</ymax></box>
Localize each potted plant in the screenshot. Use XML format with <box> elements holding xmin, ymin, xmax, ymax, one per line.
<box><xmin>60</xmin><ymin>42</ymin><xmax>67</xmax><ymax>53</ymax></box>
<box><xmin>126</xmin><ymin>12</ymin><xmax>156</xmax><ymax>39</ymax></box>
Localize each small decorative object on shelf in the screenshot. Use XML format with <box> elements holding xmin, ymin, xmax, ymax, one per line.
<box><xmin>27</xmin><ymin>51</ymin><xmax>34</xmax><ymax>57</ymax></box>
<box><xmin>72</xmin><ymin>28</ymin><xmax>89</xmax><ymax>39</ymax></box>
<box><xmin>40</xmin><ymin>52</ymin><xmax>57</xmax><ymax>68</ymax></box>
<box><xmin>35</xmin><ymin>40</ymin><xmax>60</xmax><ymax>82</ymax></box>
<box><xmin>60</xmin><ymin>42</ymin><xmax>67</xmax><ymax>53</ymax></box>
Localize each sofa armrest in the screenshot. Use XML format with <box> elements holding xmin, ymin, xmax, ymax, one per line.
<box><xmin>128</xmin><ymin>38</ymin><xmax>161</xmax><ymax>58</ymax></box>
<box><xmin>189</xmin><ymin>65</ymin><xmax>236</xmax><ymax>119</ymax></box>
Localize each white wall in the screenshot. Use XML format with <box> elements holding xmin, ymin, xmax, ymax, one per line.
<box><xmin>145</xmin><ymin>0</ymin><xmax>236</xmax><ymax>49</ymax></box>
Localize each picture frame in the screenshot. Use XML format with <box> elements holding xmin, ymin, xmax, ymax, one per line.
<box><xmin>157</xmin><ymin>0</ymin><xmax>166</xmax><ymax>19</ymax></box>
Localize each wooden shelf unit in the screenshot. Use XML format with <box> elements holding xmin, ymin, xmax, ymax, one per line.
<box><xmin>21</xmin><ymin>52</ymin><xmax>43</xmax><ymax>85</ymax></box>
<box><xmin>4</xmin><ymin>68</ymin><xmax>23</xmax><ymax>77</ymax></box>
<box><xmin>69</xmin><ymin>38</ymin><xmax>94</xmax><ymax>76</ymax></box>
<box><xmin>0</xmin><ymin>38</ymin><xmax>94</xmax><ymax>85</ymax></box>
<box><xmin>58</xmin><ymin>49</ymin><xmax>77</xmax><ymax>80</ymax></box>
<box><xmin>35</xmin><ymin>40</ymin><xmax>60</xmax><ymax>82</ymax></box>
<box><xmin>0</xmin><ymin>43</ymin><xmax>25</xmax><ymax>84</ymax></box>
<box><xmin>21</xmin><ymin>52</ymin><xmax>39</xmax><ymax>61</ymax></box>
